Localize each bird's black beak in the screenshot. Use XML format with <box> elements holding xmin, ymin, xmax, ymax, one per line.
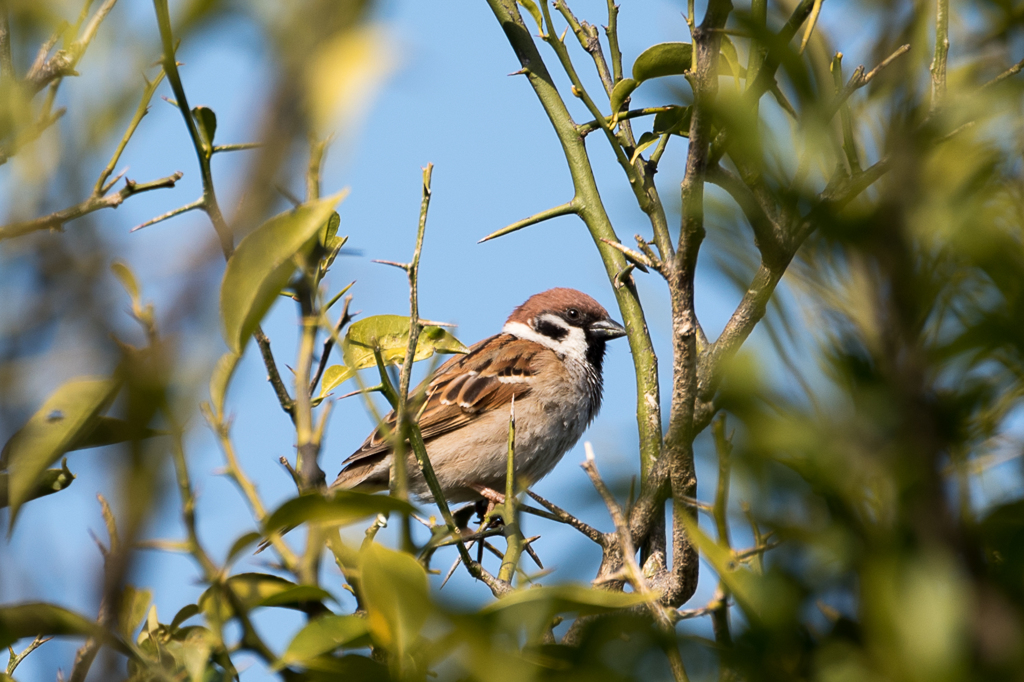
<box><xmin>588</xmin><ymin>318</ymin><xmax>627</xmax><ymax>340</ymax></box>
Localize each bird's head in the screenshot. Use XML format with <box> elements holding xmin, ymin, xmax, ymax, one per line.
<box><xmin>503</xmin><ymin>288</ymin><xmax>626</xmax><ymax>371</ymax></box>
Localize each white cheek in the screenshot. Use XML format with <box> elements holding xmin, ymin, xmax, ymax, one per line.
<box><xmin>503</xmin><ymin>321</ymin><xmax>557</xmax><ymax>350</ymax></box>
<box><xmin>502</xmin><ymin>320</ymin><xmax>588</xmax><ymax>364</ymax></box>
<box><xmin>557</xmin><ymin>326</ymin><xmax>589</xmax><ymax>364</ymax></box>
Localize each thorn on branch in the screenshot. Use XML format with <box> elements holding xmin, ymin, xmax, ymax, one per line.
<box><xmin>599</xmin><ymin>237</ymin><xmax>653</xmax><ymax>273</ymax></box>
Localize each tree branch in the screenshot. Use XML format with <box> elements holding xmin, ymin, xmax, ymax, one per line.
<box><xmin>0</xmin><ymin>172</ymin><xmax>182</xmax><ymax>240</ymax></box>
<box><xmin>486</xmin><ymin>0</ymin><xmax>664</xmax><ymax>484</ymax></box>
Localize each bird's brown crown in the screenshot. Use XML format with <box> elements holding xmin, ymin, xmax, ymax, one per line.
<box><xmin>505</xmin><ymin>288</ymin><xmax>610</xmax><ymax>325</ymax></box>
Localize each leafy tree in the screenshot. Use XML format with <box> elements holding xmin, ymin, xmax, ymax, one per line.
<box><xmin>2</xmin><ymin>0</ymin><xmax>1024</xmax><ymax>680</ymax></box>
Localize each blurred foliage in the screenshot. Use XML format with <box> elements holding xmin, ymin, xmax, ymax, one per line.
<box><xmin>2</xmin><ymin>0</ymin><xmax>1024</xmax><ymax>681</ymax></box>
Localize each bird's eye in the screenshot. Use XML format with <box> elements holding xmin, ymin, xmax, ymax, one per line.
<box><xmin>567</xmin><ymin>308</ymin><xmax>579</xmax><ymax>320</ymax></box>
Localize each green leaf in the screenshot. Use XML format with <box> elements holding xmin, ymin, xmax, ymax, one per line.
<box><xmin>481</xmin><ymin>584</ymin><xmax>649</xmax><ymax>618</ymax></box>
<box><xmin>676</xmin><ymin>511</ymin><xmax>762</xmax><ymax>621</ymax></box>
<box><xmin>199</xmin><ymin>574</ymin><xmax>332</xmax><ymax>622</ymax></box>
<box><xmin>342</xmin><ymin>315</ymin><xmax>468</xmax><ymax>371</ymax></box>
<box><xmin>652</xmin><ymin>105</ymin><xmax>692</xmax><ymax>137</ymax></box>
<box><xmin>320</xmin><ymin>211</ymin><xmax>341</xmax><ymax>245</ymax></box>
<box><xmin>0</xmin><ymin>459</ymin><xmax>74</xmax><ymax>509</ymax></box>
<box><xmin>220</xmin><ymin>192</ymin><xmax>347</xmax><ymax>353</ymax></box>
<box><xmin>169</xmin><ymin>603</ymin><xmax>200</xmax><ymax>632</ymax></box>
<box><xmin>609</xmin><ymin>77</ymin><xmax>638</xmax><ymax>117</ymax></box>
<box><xmin>517</xmin><ymin>0</ymin><xmax>544</xmax><ymax>33</ymax></box>
<box><xmin>630</xmin><ymin>132</ymin><xmax>661</xmax><ymax>163</ymax></box>
<box><xmin>279</xmin><ymin>615</ymin><xmax>370</xmax><ymax>668</ymax></box>
<box><xmin>117</xmin><ymin>586</ymin><xmax>152</xmax><ymax>640</ymax></box>
<box><xmin>225</xmin><ymin>531</ymin><xmax>262</xmax><ymax>565</ymax></box>
<box><xmin>264</xmin><ymin>492</ymin><xmax>416</xmax><ymax>534</ymax></box>
<box><xmin>68</xmin><ymin>416</ymin><xmax>164</xmax><ymax>450</ymax></box>
<box><xmin>0</xmin><ymin>603</ymin><xmax>130</xmax><ymax>654</ymax></box>
<box><xmin>719</xmin><ymin>35</ymin><xmax>744</xmax><ymax>81</ymax></box>
<box><xmin>632</xmin><ymin>42</ymin><xmax>693</xmax><ymax>82</ymax></box>
<box><xmin>359</xmin><ymin>543</ymin><xmax>430</xmax><ymax>658</ymax></box>
<box><xmin>110</xmin><ymin>261</ymin><xmax>140</xmax><ymax>304</ymax></box>
<box><xmin>209</xmin><ymin>351</ymin><xmax>241</xmax><ymax>417</ymax></box>
<box><xmin>482</xmin><ymin>585</ymin><xmax>649</xmax><ymax>644</ymax></box>
<box><xmin>319</xmin><ymin>365</ymin><xmax>356</xmax><ymax>397</ymax></box>
<box><xmin>192</xmin><ymin>105</ymin><xmax>217</xmax><ymax>150</ymax></box>
<box><xmin>2</xmin><ymin>377</ymin><xmax>119</xmax><ymax>524</ymax></box>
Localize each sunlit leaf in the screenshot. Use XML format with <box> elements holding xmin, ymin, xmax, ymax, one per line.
<box><xmin>220</xmin><ymin>192</ymin><xmax>346</xmax><ymax>354</ymax></box>
<box><xmin>209</xmin><ymin>351</ymin><xmax>241</xmax><ymax>417</ymax></box>
<box><xmin>2</xmin><ymin>377</ymin><xmax>119</xmax><ymax>524</ymax></box>
<box><xmin>677</xmin><ymin>512</ymin><xmax>762</xmax><ymax>621</ymax></box>
<box><xmin>0</xmin><ymin>459</ymin><xmax>74</xmax><ymax>509</ymax></box>
<box><xmin>320</xmin><ymin>211</ymin><xmax>341</xmax><ymax>245</ymax></box>
<box><xmin>279</xmin><ymin>614</ymin><xmax>370</xmax><ymax>667</ymax></box>
<box><xmin>342</xmin><ymin>315</ymin><xmax>468</xmax><ymax>371</ymax></box>
<box><xmin>319</xmin><ymin>364</ymin><xmax>356</xmax><ymax>397</ymax></box>
<box><xmin>630</xmin><ymin>132</ymin><xmax>661</xmax><ymax>163</ymax></box>
<box><xmin>481</xmin><ymin>584</ymin><xmax>649</xmax><ymax>619</ymax></box>
<box><xmin>264</xmin><ymin>492</ymin><xmax>416</xmax><ymax>533</ymax></box>
<box><xmin>359</xmin><ymin>543</ymin><xmax>430</xmax><ymax>658</ymax></box>
<box><xmin>0</xmin><ymin>603</ymin><xmax>129</xmax><ymax>654</ymax></box>
<box><xmin>110</xmin><ymin>260</ymin><xmax>140</xmax><ymax>303</ymax></box>
<box><xmin>610</xmin><ymin>77</ymin><xmax>638</xmax><ymax>117</ymax></box>
<box><xmin>306</xmin><ymin>25</ymin><xmax>396</xmax><ymax>133</ymax></box>
<box><xmin>517</xmin><ymin>0</ymin><xmax>544</xmax><ymax>33</ymax></box>
<box><xmin>632</xmin><ymin>42</ymin><xmax>693</xmax><ymax>82</ymax></box>
<box><xmin>117</xmin><ymin>585</ymin><xmax>152</xmax><ymax>640</ymax></box>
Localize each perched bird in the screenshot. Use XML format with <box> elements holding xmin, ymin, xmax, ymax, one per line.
<box><xmin>332</xmin><ymin>288</ymin><xmax>627</xmax><ymax>505</ymax></box>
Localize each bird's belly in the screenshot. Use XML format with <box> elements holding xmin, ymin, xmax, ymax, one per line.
<box><xmin>408</xmin><ymin>396</ymin><xmax>590</xmax><ymax>503</ymax></box>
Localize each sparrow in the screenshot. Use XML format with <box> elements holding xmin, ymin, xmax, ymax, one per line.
<box><xmin>332</xmin><ymin>288</ymin><xmax>627</xmax><ymax>505</ymax></box>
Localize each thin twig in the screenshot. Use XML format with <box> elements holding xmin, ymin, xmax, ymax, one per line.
<box><xmin>310</xmin><ymin>295</ymin><xmax>353</xmax><ymax>394</ymax></box>
<box><xmin>981</xmin><ymin>57</ymin><xmax>1024</xmax><ymax>90</ymax></box>
<box><xmin>525</xmin><ymin>490</ymin><xmax>606</xmax><ymax>544</ymax></box>
<box><xmin>576</xmin><ymin>105</ymin><xmax>678</xmax><ymax>136</ymax></box>
<box><xmin>930</xmin><ymin>0</ymin><xmax>949</xmax><ymax>115</ymax></box>
<box><xmin>6</xmin><ymin>635</ymin><xmax>52</xmax><ymax>676</ymax></box>
<box><xmin>253</xmin><ymin>327</ymin><xmax>296</xmax><ymax>418</ymax></box>
<box><xmin>0</xmin><ymin>172</ymin><xmax>183</xmax><ymax>240</ymax></box>
<box><xmin>478</xmin><ymin>199</ymin><xmax>579</xmax><ymax>243</ymax></box>
<box><xmin>130</xmin><ymin>198</ymin><xmax>204</xmax><ymax>232</ymax></box>
<box><xmin>96</xmin><ymin>70</ymin><xmax>166</xmax><ymax>194</ymax></box>
<box><xmin>582</xmin><ymin>443</ymin><xmax>689</xmax><ymax>682</ymax></box>
<box><xmin>498</xmin><ymin>401</ymin><xmax>524</xmax><ymax>583</ymax></box>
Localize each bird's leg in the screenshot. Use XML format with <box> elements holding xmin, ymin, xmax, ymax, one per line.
<box><xmin>469</xmin><ymin>484</ymin><xmax>506</xmax><ymax>524</ymax></box>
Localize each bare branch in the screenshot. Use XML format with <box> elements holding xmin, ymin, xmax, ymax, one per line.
<box><xmin>525</xmin><ymin>489</ymin><xmax>606</xmax><ymax>545</ymax></box>
<box><xmin>0</xmin><ymin>172</ymin><xmax>182</xmax><ymax>240</ymax></box>
<box><xmin>130</xmin><ymin>198</ymin><xmax>204</xmax><ymax>232</ymax></box>
<box><xmin>981</xmin><ymin>56</ymin><xmax>1024</xmax><ymax>90</ymax></box>
<box><xmin>253</xmin><ymin>326</ymin><xmax>296</xmax><ymax>419</ymax></box>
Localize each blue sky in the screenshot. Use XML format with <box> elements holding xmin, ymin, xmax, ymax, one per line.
<box><xmin>4</xmin><ymin>0</ymin><xmax>1023</xmax><ymax>679</ymax></box>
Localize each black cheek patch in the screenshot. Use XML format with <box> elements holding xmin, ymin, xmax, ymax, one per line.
<box><xmin>534</xmin><ymin>318</ymin><xmax>568</xmax><ymax>342</ymax></box>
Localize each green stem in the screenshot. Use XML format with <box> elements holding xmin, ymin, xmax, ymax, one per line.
<box><xmin>930</xmin><ymin>0</ymin><xmax>949</xmax><ymax>114</ymax></box>
<box><xmin>152</xmin><ymin>0</ymin><xmax>233</xmax><ymax>258</ymax></box>
<box><xmin>486</xmin><ymin>0</ymin><xmax>663</xmax><ymax>481</ymax></box>
<box><xmin>498</xmin><ymin>407</ymin><xmax>523</xmax><ymax>583</ymax></box>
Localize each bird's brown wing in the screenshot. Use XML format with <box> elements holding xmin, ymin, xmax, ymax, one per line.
<box><xmin>335</xmin><ymin>333</ymin><xmax>538</xmax><ymax>476</ymax></box>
